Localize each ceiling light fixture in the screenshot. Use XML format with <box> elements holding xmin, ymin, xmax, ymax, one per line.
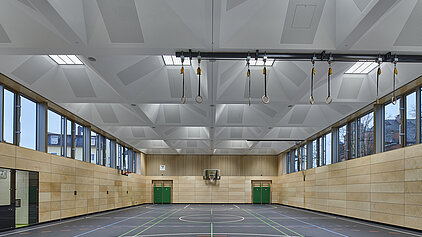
<box><xmin>49</xmin><ymin>55</ymin><xmax>83</xmax><ymax>65</ymax></box>
<box><xmin>162</xmin><ymin>55</ymin><xmax>190</xmax><ymax>66</ymax></box>
<box><xmin>345</xmin><ymin>60</ymin><xmax>378</xmax><ymax>74</ymax></box>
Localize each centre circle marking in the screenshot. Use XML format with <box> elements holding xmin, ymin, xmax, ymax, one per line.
<box><xmin>179</xmin><ymin>214</ymin><xmax>245</xmax><ymax>224</ymax></box>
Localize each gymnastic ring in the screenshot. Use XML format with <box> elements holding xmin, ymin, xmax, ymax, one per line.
<box><xmin>195</xmin><ymin>95</ymin><xmax>203</xmax><ymax>104</ymax></box>
<box><xmin>262</xmin><ymin>95</ymin><xmax>270</xmax><ymax>104</ymax></box>
<box><xmin>309</xmin><ymin>96</ymin><xmax>315</xmax><ymax>105</ymax></box>
<box><xmin>325</xmin><ymin>96</ymin><xmax>332</xmax><ymax>104</ymax></box>
<box><xmin>180</xmin><ymin>96</ymin><xmax>186</xmax><ymax>104</ymax></box>
<box><xmin>391</xmin><ymin>96</ymin><xmax>397</xmax><ymax>105</ymax></box>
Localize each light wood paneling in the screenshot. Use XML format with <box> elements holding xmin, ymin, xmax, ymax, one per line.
<box><xmin>146</xmin><ymin>155</ymin><xmax>278</xmax><ymax>176</ymax></box>
<box><xmin>0</xmin><ymin>142</ymin><xmax>147</xmax><ymax>223</ymax></box>
<box><xmin>278</xmin><ymin>143</ymin><xmax>422</xmax><ymax>231</ymax></box>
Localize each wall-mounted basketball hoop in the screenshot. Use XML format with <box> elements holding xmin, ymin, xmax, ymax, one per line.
<box><xmin>203</xmin><ymin>169</ymin><xmax>221</xmax><ymax>183</ymax></box>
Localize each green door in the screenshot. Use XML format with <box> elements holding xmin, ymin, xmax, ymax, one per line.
<box><xmin>262</xmin><ymin>187</ymin><xmax>270</xmax><ymax>204</ymax></box>
<box><xmin>163</xmin><ymin>186</ymin><xmax>171</xmax><ymax>204</ymax></box>
<box><xmin>253</xmin><ymin>187</ymin><xmax>261</xmax><ymax>204</ymax></box>
<box><xmin>154</xmin><ymin>187</ymin><xmax>163</xmax><ymax>204</ymax></box>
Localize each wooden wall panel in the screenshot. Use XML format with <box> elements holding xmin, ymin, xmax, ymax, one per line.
<box><xmin>145</xmin><ymin>155</ymin><xmax>278</xmax><ymax>176</ymax></box>
<box><xmin>0</xmin><ymin>143</ymin><xmax>147</xmax><ymax>224</ymax></box>
<box><xmin>278</xmin><ymin>143</ymin><xmax>422</xmax><ymax>231</ymax></box>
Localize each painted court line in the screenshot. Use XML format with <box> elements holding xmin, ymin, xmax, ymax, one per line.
<box><xmin>184</xmin><ymin>204</ymin><xmax>190</xmax><ymax>209</ymax></box>
<box><xmin>248</xmin><ymin>208</ymin><xmax>304</xmax><ymax>237</ymax></box>
<box><xmin>274</xmin><ymin>205</ymin><xmax>422</xmax><ymax>237</ymax></box>
<box><xmin>270</xmin><ymin>210</ymin><xmax>348</xmax><ymax>237</ymax></box>
<box><xmin>133</xmin><ymin>209</ymin><xmax>181</xmax><ymax>236</ymax></box>
<box><xmin>242</xmin><ymin>208</ymin><xmax>289</xmax><ymax>236</ymax></box>
<box><xmin>73</xmin><ymin>209</ymin><xmax>155</xmax><ymax>237</ymax></box>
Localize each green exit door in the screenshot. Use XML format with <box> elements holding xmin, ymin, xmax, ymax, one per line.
<box><xmin>153</xmin><ymin>182</ymin><xmax>172</xmax><ymax>204</ymax></box>
<box><xmin>252</xmin><ymin>182</ymin><xmax>271</xmax><ymax>204</ymax></box>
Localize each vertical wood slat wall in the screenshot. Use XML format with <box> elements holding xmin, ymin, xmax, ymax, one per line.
<box><xmin>145</xmin><ymin>155</ymin><xmax>279</xmax><ymax>176</ymax></box>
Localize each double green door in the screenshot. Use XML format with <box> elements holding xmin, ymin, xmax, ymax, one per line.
<box><xmin>253</xmin><ymin>184</ymin><xmax>270</xmax><ymax>204</ymax></box>
<box><xmin>154</xmin><ymin>185</ymin><xmax>171</xmax><ymax>204</ymax></box>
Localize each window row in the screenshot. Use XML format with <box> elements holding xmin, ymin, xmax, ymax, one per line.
<box><xmin>285</xmin><ymin>86</ymin><xmax>421</xmax><ymax>174</ymax></box>
<box><xmin>1</xmin><ymin>85</ymin><xmax>137</xmax><ymax>173</ymax></box>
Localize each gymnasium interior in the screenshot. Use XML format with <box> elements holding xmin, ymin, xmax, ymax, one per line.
<box><xmin>0</xmin><ymin>0</ymin><xmax>422</xmax><ymax>236</ymax></box>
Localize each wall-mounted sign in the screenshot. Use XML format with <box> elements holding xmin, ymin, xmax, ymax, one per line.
<box><xmin>160</xmin><ymin>165</ymin><xmax>165</xmax><ymax>171</ymax></box>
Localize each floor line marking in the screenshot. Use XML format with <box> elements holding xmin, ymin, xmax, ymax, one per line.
<box><xmin>73</xmin><ymin>209</ymin><xmax>155</xmax><ymax>237</ymax></box>
<box><xmin>133</xmin><ymin>209</ymin><xmax>181</xmax><ymax>236</ymax></box>
<box><xmin>249</xmin><ymin>208</ymin><xmax>304</xmax><ymax>237</ymax></box>
<box><xmin>184</xmin><ymin>204</ymin><xmax>190</xmax><ymax>209</ymax></box>
<box><xmin>0</xmin><ymin>205</ymin><xmax>152</xmax><ymax>237</ymax></box>
<box><xmin>119</xmin><ymin>209</ymin><xmax>176</xmax><ymax>237</ymax></box>
<box><xmin>275</xmin><ymin>205</ymin><xmax>422</xmax><ymax>237</ymax></box>
<box><xmin>233</xmin><ymin>204</ymin><xmax>240</xmax><ymax>209</ymax></box>
<box><xmin>211</xmin><ymin>207</ymin><xmax>213</xmax><ymax>237</ymax></box>
<box><xmin>242</xmin><ymin>208</ymin><xmax>289</xmax><ymax>236</ymax></box>
<box><xmin>270</xmin><ymin>209</ymin><xmax>349</xmax><ymax>237</ymax></box>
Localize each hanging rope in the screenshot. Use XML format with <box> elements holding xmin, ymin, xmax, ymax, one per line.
<box><xmin>326</xmin><ymin>57</ymin><xmax>333</xmax><ymax>104</ymax></box>
<box><xmin>195</xmin><ymin>54</ymin><xmax>203</xmax><ymax>103</ymax></box>
<box><xmin>180</xmin><ymin>55</ymin><xmax>186</xmax><ymax>104</ymax></box>
<box><xmin>246</xmin><ymin>55</ymin><xmax>251</xmax><ymax>106</ymax></box>
<box><xmin>376</xmin><ymin>57</ymin><xmax>381</xmax><ymax>104</ymax></box>
<box><xmin>309</xmin><ymin>56</ymin><xmax>316</xmax><ymax>104</ymax></box>
<box><xmin>392</xmin><ymin>58</ymin><xmax>398</xmax><ymax>105</ymax></box>
<box><xmin>262</xmin><ymin>56</ymin><xmax>269</xmax><ymax>104</ymax></box>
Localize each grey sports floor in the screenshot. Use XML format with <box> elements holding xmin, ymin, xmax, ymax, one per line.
<box><xmin>1</xmin><ymin>204</ymin><xmax>421</xmax><ymax>237</ymax></box>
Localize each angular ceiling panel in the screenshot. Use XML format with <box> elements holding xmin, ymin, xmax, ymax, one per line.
<box><xmin>0</xmin><ymin>24</ymin><xmax>11</xmax><ymax>43</ymax></box>
<box><xmin>281</xmin><ymin>0</ymin><xmax>326</xmax><ymax>44</ymax></box>
<box><xmin>95</xmin><ymin>104</ymin><xmax>119</xmax><ymax>123</ymax></box>
<box><xmin>63</xmin><ymin>68</ymin><xmax>96</xmax><ymax>98</ymax></box>
<box><xmin>12</xmin><ymin>56</ymin><xmax>53</xmax><ymax>85</ymax></box>
<box><xmin>117</xmin><ymin>56</ymin><xmax>162</xmax><ymax>86</ymax></box>
<box><xmin>394</xmin><ymin>0</ymin><xmax>422</xmax><ymax>46</ymax></box>
<box><xmin>97</xmin><ymin>0</ymin><xmax>144</xmax><ymax>43</ymax></box>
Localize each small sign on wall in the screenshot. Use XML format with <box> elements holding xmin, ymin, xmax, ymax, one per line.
<box><xmin>160</xmin><ymin>165</ymin><xmax>166</xmax><ymax>171</ymax></box>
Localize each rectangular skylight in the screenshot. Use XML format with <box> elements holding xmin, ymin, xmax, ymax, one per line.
<box><xmin>49</xmin><ymin>55</ymin><xmax>84</xmax><ymax>65</ymax></box>
<box><xmin>345</xmin><ymin>60</ymin><xmax>378</xmax><ymax>74</ymax></box>
<box><xmin>162</xmin><ymin>55</ymin><xmax>191</xmax><ymax>66</ymax></box>
<box><xmin>249</xmin><ymin>58</ymin><xmax>275</xmax><ymax>66</ymax></box>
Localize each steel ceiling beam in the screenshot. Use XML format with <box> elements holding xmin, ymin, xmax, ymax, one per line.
<box><xmin>175</xmin><ymin>50</ymin><xmax>422</xmax><ymax>62</ymax></box>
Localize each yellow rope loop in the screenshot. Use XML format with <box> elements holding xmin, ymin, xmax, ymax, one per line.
<box><xmin>378</xmin><ymin>67</ymin><xmax>381</xmax><ymax>75</ymax></box>
<box><xmin>247</xmin><ymin>69</ymin><xmax>250</xmax><ymax>77</ymax></box>
<box><xmin>328</xmin><ymin>67</ymin><xmax>332</xmax><ymax>75</ymax></box>
<box><xmin>197</xmin><ymin>67</ymin><xmax>201</xmax><ymax>75</ymax></box>
<box><xmin>261</xmin><ymin>95</ymin><xmax>270</xmax><ymax>104</ymax></box>
<box><xmin>394</xmin><ymin>66</ymin><xmax>398</xmax><ymax>75</ymax></box>
<box><xmin>180</xmin><ymin>66</ymin><xmax>184</xmax><ymax>74</ymax></box>
<box><xmin>180</xmin><ymin>96</ymin><xmax>186</xmax><ymax>104</ymax></box>
<box><xmin>263</xmin><ymin>67</ymin><xmax>266</xmax><ymax>75</ymax></box>
<box><xmin>312</xmin><ymin>67</ymin><xmax>315</xmax><ymax>75</ymax></box>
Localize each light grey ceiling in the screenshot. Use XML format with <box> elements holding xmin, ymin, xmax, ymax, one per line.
<box><xmin>0</xmin><ymin>0</ymin><xmax>422</xmax><ymax>155</ymax></box>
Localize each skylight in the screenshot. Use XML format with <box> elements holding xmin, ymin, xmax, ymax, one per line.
<box><xmin>345</xmin><ymin>60</ymin><xmax>378</xmax><ymax>74</ymax></box>
<box><xmin>250</xmin><ymin>58</ymin><xmax>275</xmax><ymax>66</ymax></box>
<box><xmin>162</xmin><ymin>55</ymin><xmax>191</xmax><ymax>66</ymax></box>
<box><xmin>49</xmin><ymin>55</ymin><xmax>84</xmax><ymax>65</ymax></box>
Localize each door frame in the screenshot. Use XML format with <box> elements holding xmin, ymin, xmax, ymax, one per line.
<box><xmin>251</xmin><ymin>180</ymin><xmax>272</xmax><ymax>204</ymax></box>
<box><xmin>152</xmin><ymin>180</ymin><xmax>173</xmax><ymax>204</ymax></box>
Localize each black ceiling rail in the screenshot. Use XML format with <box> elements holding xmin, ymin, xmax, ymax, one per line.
<box><xmin>175</xmin><ymin>50</ymin><xmax>422</xmax><ymax>62</ymax></box>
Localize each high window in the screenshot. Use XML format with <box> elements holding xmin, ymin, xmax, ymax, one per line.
<box><xmin>338</xmin><ymin>124</ymin><xmax>347</xmax><ymax>161</ymax></box>
<box><xmin>358</xmin><ymin>112</ymin><xmax>374</xmax><ymax>157</ymax></box>
<box><xmin>3</xmin><ymin>89</ymin><xmax>15</xmax><ymax>143</ymax></box>
<box><xmin>406</xmin><ymin>92</ymin><xmax>416</xmax><ymax>146</ymax></box>
<box><xmin>311</xmin><ymin>139</ymin><xmax>318</xmax><ymax>168</ymax></box>
<box><xmin>74</xmin><ymin>123</ymin><xmax>84</xmax><ymax>161</ymax></box>
<box><xmin>66</xmin><ymin>120</ymin><xmax>72</xmax><ymax>157</ymax></box>
<box><xmin>105</xmin><ymin>138</ymin><xmax>112</xmax><ymax>168</ymax></box>
<box><xmin>90</xmin><ymin>131</ymin><xmax>97</xmax><ymax>164</ymax></box>
<box><xmin>47</xmin><ymin>110</ymin><xmax>63</xmax><ymax>155</ymax></box>
<box><xmin>384</xmin><ymin>99</ymin><xmax>401</xmax><ymax>151</ymax></box>
<box><xmin>19</xmin><ymin>96</ymin><xmax>37</xmax><ymax>150</ymax></box>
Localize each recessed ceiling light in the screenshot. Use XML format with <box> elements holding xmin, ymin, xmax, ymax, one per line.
<box><xmin>49</xmin><ymin>55</ymin><xmax>84</xmax><ymax>65</ymax></box>
<box><xmin>162</xmin><ymin>55</ymin><xmax>191</xmax><ymax>66</ymax></box>
<box><xmin>345</xmin><ymin>60</ymin><xmax>378</xmax><ymax>74</ymax></box>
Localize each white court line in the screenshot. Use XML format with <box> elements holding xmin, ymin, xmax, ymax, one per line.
<box><xmin>274</xmin><ymin>205</ymin><xmax>422</xmax><ymax>237</ymax></box>
<box><xmin>269</xmin><ymin>209</ymin><xmax>348</xmax><ymax>237</ymax></box>
<box><xmin>233</xmin><ymin>204</ymin><xmax>240</xmax><ymax>209</ymax></box>
<box><xmin>73</xmin><ymin>209</ymin><xmax>155</xmax><ymax>237</ymax></box>
<box><xmin>184</xmin><ymin>204</ymin><xmax>190</xmax><ymax>209</ymax></box>
<box><xmin>126</xmin><ymin>233</ymin><xmax>297</xmax><ymax>237</ymax></box>
<box><xmin>0</xmin><ymin>205</ymin><xmax>151</xmax><ymax>237</ymax></box>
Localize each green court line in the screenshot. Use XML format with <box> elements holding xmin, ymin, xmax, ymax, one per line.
<box><xmin>242</xmin><ymin>209</ymin><xmax>289</xmax><ymax>236</ymax></box>
<box><xmin>118</xmin><ymin>209</ymin><xmax>175</xmax><ymax>237</ymax></box>
<box><xmin>210</xmin><ymin>207</ymin><xmax>213</xmax><ymax>237</ymax></box>
<box><xmin>250</xmin><ymin>208</ymin><xmax>304</xmax><ymax>237</ymax></box>
<box><xmin>133</xmin><ymin>209</ymin><xmax>180</xmax><ymax>236</ymax></box>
